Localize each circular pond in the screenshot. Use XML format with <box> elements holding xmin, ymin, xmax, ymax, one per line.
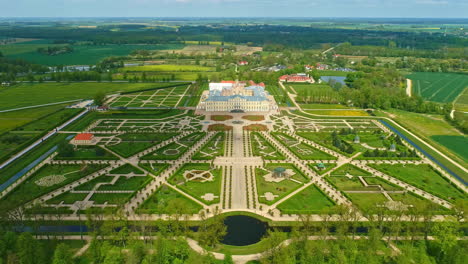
<box><xmin>222</xmin><ymin>215</ymin><xmax>267</xmax><ymax>246</ymax></box>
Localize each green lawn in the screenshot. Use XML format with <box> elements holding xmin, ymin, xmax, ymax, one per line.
<box><xmin>46</xmin><ymin>192</ymin><xmax>88</xmax><ymax>204</ymax></box>
<box><xmin>137</xmin><ymin>185</ymin><xmax>203</xmax><ymax>214</ymax></box>
<box><xmin>347</xmin><ymin>193</ymin><xmax>389</xmax><ymax>212</ymax></box>
<box><xmin>309</xmin><ymin>163</ymin><xmax>337</xmax><ymax>175</ymax></box>
<box><xmin>272</xmin><ymin>132</ymin><xmax>336</xmax><ymax>160</ymax></box>
<box><xmin>142</xmin><ymin>132</ymin><xmax>205</xmax><ymax>160</ymax></box>
<box><xmin>277</xmin><ymin>184</ymin><xmax>335</xmax><ymax>214</ymax></box>
<box><xmin>99</xmin><ymin>176</ymin><xmax>152</xmax><ymax>191</ymax></box>
<box><xmin>192</xmin><ymin>132</ymin><xmax>225</xmax><ymax>160</ymax></box>
<box><xmin>74</xmin><ymin>175</ymin><xmax>114</xmax><ymax>191</ymax></box>
<box><xmin>0</xmin><ymin>103</ymin><xmax>70</xmax><ymax>133</ymax></box>
<box><xmin>255</xmin><ymin>166</ymin><xmax>303</xmax><ymax>205</ymax></box>
<box><xmin>250</xmin><ymin>132</ymin><xmax>285</xmax><ymax>160</ymax></box>
<box><xmin>105</xmin><ymin>133</ymin><xmax>177</xmax><ymax>157</ymax></box>
<box><xmin>55</xmin><ymin>145</ymin><xmax>118</xmax><ymax>160</ymax></box>
<box><xmin>0</xmin><ymin>107</ymin><xmax>82</xmax><ymax>162</ymax></box>
<box><xmin>109</xmin><ymin>164</ymin><xmax>145</xmax><ymax>174</ymax></box>
<box><xmin>90</xmin><ymin>193</ymin><xmax>132</xmax><ymax>205</ymax></box>
<box><xmin>369</xmin><ymin>164</ymin><xmax>466</xmax><ymax>202</ymax></box>
<box><xmin>330</xmin><ymin>164</ymin><xmax>373</xmax><ymax>177</ymax></box>
<box><xmin>377</xmin><ymin>109</ymin><xmax>468</xmax><ymax>182</ymax></box>
<box><xmin>0</xmin><ymin>83</ymin><xmax>178</xmax><ymax>110</ymax></box>
<box><xmin>431</xmin><ymin>135</ymin><xmax>468</xmax><ymax>162</ymax></box>
<box><xmin>169</xmin><ymin>163</ymin><xmax>222</xmax><ymax>205</ymax></box>
<box><xmin>1</xmin><ymin>164</ymin><xmax>105</xmax><ymax>210</ymax></box>
<box><xmin>138</xmin><ymin>163</ymin><xmax>169</xmax><ymax>177</ymax></box>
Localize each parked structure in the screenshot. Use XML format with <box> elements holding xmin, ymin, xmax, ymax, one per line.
<box><xmin>198</xmin><ymin>80</ymin><xmax>278</xmax><ymax>112</ymax></box>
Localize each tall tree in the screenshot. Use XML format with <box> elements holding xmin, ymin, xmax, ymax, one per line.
<box><xmin>52</xmin><ymin>243</ymin><xmax>72</xmax><ymax>264</ymax></box>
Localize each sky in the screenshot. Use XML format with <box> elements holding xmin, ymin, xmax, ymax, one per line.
<box><xmin>1</xmin><ymin>0</ymin><xmax>467</xmax><ymax>18</ymax></box>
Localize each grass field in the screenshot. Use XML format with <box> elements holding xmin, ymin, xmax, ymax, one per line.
<box><xmin>137</xmin><ymin>185</ymin><xmax>203</xmax><ymax>215</ymax></box>
<box><xmin>454</xmin><ymin>87</ymin><xmax>468</xmax><ymax>112</ymax></box>
<box><xmin>0</xmin><ymin>103</ymin><xmax>69</xmax><ymax>133</ymax></box>
<box><xmin>1</xmin><ymin>44</ymin><xmax>183</xmax><ymax>66</ymax></box>
<box><xmin>277</xmin><ymin>184</ymin><xmax>335</xmax><ymax>214</ymax></box>
<box><xmin>169</xmin><ymin>163</ymin><xmax>222</xmax><ymax>205</ymax></box>
<box><xmin>378</xmin><ymin>109</ymin><xmax>467</xmax><ymax>176</ymax></box>
<box><xmin>122</xmin><ymin>64</ymin><xmax>215</xmax><ymax>72</ymax></box>
<box><xmin>407</xmin><ymin>72</ymin><xmax>468</xmax><ymax>103</ymax></box>
<box><xmin>304</xmin><ymin>110</ymin><xmax>369</xmax><ymax>116</ymax></box>
<box><xmin>109</xmin><ymin>85</ymin><xmax>188</xmax><ymax>108</ymax></box>
<box><xmin>0</xmin><ymin>83</ymin><xmax>179</xmax><ymax>110</ymax></box>
<box><xmin>370</xmin><ymin>164</ymin><xmax>466</xmax><ymax>202</ymax></box>
<box><xmin>105</xmin><ymin>133</ymin><xmax>177</xmax><ymax>158</ymax></box>
<box><xmin>1</xmin><ymin>164</ymin><xmax>105</xmax><ymax>210</ymax></box>
<box><xmin>431</xmin><ymin>135</ymin><xmax>468</xmax><ymax>162</ymax></box>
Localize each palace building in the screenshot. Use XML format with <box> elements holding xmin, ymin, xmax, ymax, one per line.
<box><xmin>197</xmin><ymin>80</ymin><xmax>278</xmax><ymax>112</ymax></box>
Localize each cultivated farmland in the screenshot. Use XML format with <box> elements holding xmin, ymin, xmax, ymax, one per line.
<box><xmin>0</xmin><ymin>44</ymin><xmax>183</xmax><ymax>66</ymax></box>
<box><xmin>407</xmin><ymin>72</ymin><xmax>468</xmax><ymax>103</ymax></box>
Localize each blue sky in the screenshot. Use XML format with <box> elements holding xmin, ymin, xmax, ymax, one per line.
<box><xmin>2</xmin><ymin>0</ymin><xmax>467</xmax><ymax>18</ymax></box>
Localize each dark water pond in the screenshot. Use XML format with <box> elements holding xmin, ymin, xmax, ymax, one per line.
<box><xmin>221</xmin><ymin>215</ymin><xmax>267</xmax><ymax>246</ymax></box>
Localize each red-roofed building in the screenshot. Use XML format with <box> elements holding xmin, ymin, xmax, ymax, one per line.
<box><xmin>279</xmin><ymin>74</ymin><xmax>314</xmax><ymax>83</ymax></box>
<box><xmin>238</xmin><ymin>61</ymin><xmax>249</xmax><ymax>66</ymax></box>
<box><xmin>221</xmin><ymin>80</ymin><xmax>236</xmax><ymax>84</ymax></box>
<box><xmin>71</xmin><ymin>133</ymin><xmax>96</xmax><ymax>145</ymax></box>
<box><xmin>248</xmin><ymin>80</ymin><xmax>265</xmax><ymax>87</ymax></box>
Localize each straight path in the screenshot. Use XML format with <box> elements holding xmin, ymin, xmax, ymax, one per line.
<box><xmin>0</xmin><ymin>99</ymin><xmax>82</xmax><ymax>113</ymax></box>
<box><xmin>0</xmin><ymin>109</ymin><xmax>88</xmax><ymax>171</ymax></box>
<box><xmin>230</xmin><ymin>125</ymin><xmax>248</xmax><ymax>209</ymax></box>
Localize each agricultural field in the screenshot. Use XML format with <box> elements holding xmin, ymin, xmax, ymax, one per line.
<box><xmin>407</xmin><ymin>72</ymin><xmax>468</xmax><ymax>103</ymax></box>
<box><xmin>454</xmin><ymin>87</ymin><xmax>468</xmax><ymax>112</ymax></box>
<box><xmin>0</xmin><ymin>44</ymin><xmax>184</xmax><ymax>66</ymax></box>
<box><xmin>121</xmin><ymin>64</ymin><xmax>215</xmax><ymax>72</ymax></box>
<box><xmin>0</xmin><ymin>82</ymin><xmax>184</xmax><ymax>110</ymax></box>
<box><xmin>431</xmin><ymin>135</ymin><xmax>468</xmax><ymax>162</ymax></box>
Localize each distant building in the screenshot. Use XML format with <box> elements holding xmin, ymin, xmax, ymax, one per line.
<box><xmin>304</xmin><ymin>65</ymin><xmax>315</xmax><ymax>71</ymax></box>
<box><xmin>279</xmin><ymin>73</ymin><xmax>314</xmax><ymax>83</ymax></box>
<box><xmin>316</xmin><ymin>63</ymin><xmax>330</xmax><ymax>70</ymax></box>
<box><xmin>1</xmin><ymin>82</ymin><xmax>10</xmax><ymax>87</ymax></box>
<box><xmin>238</xmin><ymin>61</ymin><xmax>249</xmax><ymax>66</ymax></box>
<box><xmin>198</xmin><ymin>80</ymin><xmax>278</xmax><ymax>112</ymax></box>
<box><xmin>273</xmin><ymin>167</ymin><xmax>287</xmax><ymax>178</ymax></box>
<box><xmin>71</xmin><ymin>133</ymin><xmax>97</xmax><ymax>145</ymax></box>
<box><xmin>316</xmin><ymin>163</ymin><xmax>327</xmax><ymax>170</ymax></box>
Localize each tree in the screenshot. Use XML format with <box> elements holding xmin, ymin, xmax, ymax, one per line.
<box><xmin>16</xmin><ymin>233</ymin><xmax>37</xmax><ymax>264</ymax></box>
<box><xmin>223</xmin><ymin>253</ymin><xmax>234</xmax><ymax>264</ymax></box>
<box><xmin>52</xmin><ymin>243</ymin><xmax>72</xmax><ymax>264</ymax></box>
<box><xmin>432</xmin><ymin>217</ymin><xmax>459</xmax><ymax>261</ymax></box>
<box><xmin>58</xmin><ymin>141</ymin><xmax>74</xmax><ymax>157</ymax></box>
<box><xmin>93</xmin><ymin>91</ymin><xmax>106</xmax><ymax>106</ymax></box>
